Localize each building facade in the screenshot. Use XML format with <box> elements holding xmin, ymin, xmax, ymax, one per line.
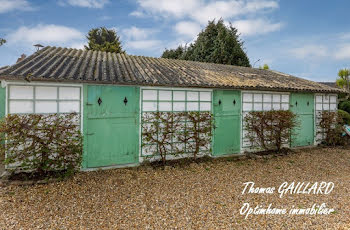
<box><xmin>0</xmin><ymin>47</ymin><xmax>342</xmax><ymax>169</ymax></box>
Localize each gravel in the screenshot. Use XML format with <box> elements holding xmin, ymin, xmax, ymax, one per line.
<box><xmin>1</xmin><ymin>147</ymin><xmax>350</xmax><ymax>229</ymax></box>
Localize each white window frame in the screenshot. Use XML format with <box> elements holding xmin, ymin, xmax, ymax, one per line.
<box><xmin>7</xmin><ymin>84</ymin><xmax>82</xmax><ymax>115</ymax></box>
<box><xmin>4</xmin><ymin>81</ymin><xmax>83</xmax><ymax>129</ymax></box>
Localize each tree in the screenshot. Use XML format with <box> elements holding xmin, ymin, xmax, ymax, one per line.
<box><xmin>161</xmin><ymin>19</ymin><xmax>250</xmax><ymax>67</ymax></box>
<box><xmin>85</xmin><ymin>27</ymin><xmax>124</xmax><ymax>53</ymax></box>
<box><xmin>336</xmin><ymin>68</ymin><xmax>350</xmax><ymax>98</ymax></box>
<box><xmin>0</xmin><ymin>38</ymin><xmax>6</xmax><ymax>46</ymax></box>
<box><xmin>162</xmin><ymin>45</ymin><xmax>185</xmax><ymax>59</ymax></box>
<box><xmin>259</xmin><ymin>64</ymin><xmax>269</xmax><ymax>70</ymax></box>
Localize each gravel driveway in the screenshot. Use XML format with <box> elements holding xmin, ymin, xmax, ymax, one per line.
<box><xmin>1</xmin><ymin>147</ymin><xmax>350</xmax><ymax>229</ymax></box>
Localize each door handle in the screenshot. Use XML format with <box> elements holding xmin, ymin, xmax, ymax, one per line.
<box><xmin>86</xmin><ymin>133</ymin><xmax>95</xmax><ymax>135</ymax></box>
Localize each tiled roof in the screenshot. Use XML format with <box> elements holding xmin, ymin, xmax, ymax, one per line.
<box><xmin>318</xmin><ymin>82</ymin><xmax>339</xmax><ymax>89</ymax></box>
<box><xmin>0</xmin><ymin>66</ymin><xmax>9</xmax><ymax>72</ymax></box>
<box><xmin>0</xmin><ymin>46</ymin><xmax>342</xmax><ymax>93</ymax></box>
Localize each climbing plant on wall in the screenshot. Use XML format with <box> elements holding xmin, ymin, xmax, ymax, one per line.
<box><xmin>244</xmin><ymin>110</ymin><xmax>298</xmax><ymax>152</ymax></box>
<box><xmin>0</xmin><ymin>113</ymin><xmax>83</xmax><ymax>176</ymax></box>
<box><xmin>142</xmin><ymin>111</ymin><xmax>214</xmax><ymax>165</ymax></box>
<box><xmin>142</xmin><ymin>112</ymin><xmax>183</xmax><ymax>165</ymax></box>
<box><xmin>176</xmin><ymin>111</ymin><xmax>213</xmax><ymax>160</ymax></box>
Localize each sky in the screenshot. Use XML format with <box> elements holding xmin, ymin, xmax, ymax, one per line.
<box><xmin>0</xmin><ymin>0</ymin><xmax>349</xmax><ymax>82</ymax></box>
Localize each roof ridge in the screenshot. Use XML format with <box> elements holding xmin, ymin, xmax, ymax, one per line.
<box><xmin>43</xmin><ymin>46</ymin><xmax>262</xmax><ymax>71</ymax></box>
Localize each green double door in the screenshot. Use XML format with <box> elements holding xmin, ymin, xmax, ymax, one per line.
<box><xmin>213</xmin><ymin>90</ymin><xmax>241</xmax><ymax>156</ymax></box>
<box><xmin>86</xmin><ymin>85</ymin><xmax>139</xmax><ymax>168</ymax></box>
<box><xmin>290</xmin><ymin>93</ymin><xmax>314</xmax><ymax>147</ymax></box>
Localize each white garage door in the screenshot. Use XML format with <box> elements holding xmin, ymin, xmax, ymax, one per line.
<box><xmin>242</xmin><ymin>92</ymin><xmax>290</xmax><ymax>148</ymax></box>
<box><xmin>315</xmin><ymin>94</ymin><xmax>337</xmax><ymax>141</ymax></box>
<box><xmin>141</xmin><ymin>89</ymin><xmax>212</xmax><ymax>157</ymax></box>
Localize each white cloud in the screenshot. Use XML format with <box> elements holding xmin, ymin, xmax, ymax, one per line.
<box><xmin>129</xmin><ymin>11</ymin><xmax>146</xmax><ymax>17</ymax></box>
<box><xmin>174</xmin><ymin>21</ymin><xmax>201</xmax><ymax>38</ymax></box>
<box><xmin>190</xmin><ymin>1</ymin><xmax>244</xmax><ymax>24</ymax></box>
<box><xmin>289</xmin><ymin>45</ymin><xmax>328</xmax><ymax>59</ymax></box>
<box><xmin>125</xmin><ymin>40</ymin><xmax>162</xmax><ymax>50</ymax></box>
<box><xmin>0</xmin><ymin>0</ymin><xmax>33</xmax><ymax>13</ymax></box>
<box><xmin>7</xmin><ymin>24</ymin><xmax>83</xmax><ymax>45</ymax></box>
<box><xmin>69</xmin><ymin>42</ymin><xmax>86</xmax><ymax>49</ymax></box>
<box><xmin>232</xmin><ymin>19</ymin><xmax>283</xmax><ymax>36</ymax></box>
<box><xmin>244</xmin><ymin>0</ymin><xmax>278</xmax><ymax>12</ymax></box>
<box><xmin>334</xmin><ymin>44</ymin><xmax>350</xmax><ymax>60</ymax></box>
<box><xmin>121</xmin><ymin>26</ymin><xmax>162</xmax><ymax>50</ymax></box>
<box><xmin>134</xmin><ymin>0</ymin><xmax>279</xmax><ymax>24</ymax></box>
<box><xmin>135</xmin><ymin>0</ymin><xmax>200</xmax><ymax>18</ymax></box>
<box><xmin>132</xmin><ymin>0</ymin><xmax>282</xmax><ymax>40</ymax></box>
<box><xmin>61</xmin><ymin>0</ymin><xmax>109</xmax><ymax>8</ymax></box>
<box><xmin>121</xmin><ymin>26</ymin><xmax>155</xmax><ymax>40</ymax></box>
<box><xmin>338</xmin><ymin>33</ymin><xmax>350</xmax><ymax>41</ymax></box>
<box><xmin>98</xmin><ymin>15</ymin><xmax>111</xmax><ymax>21</ymax></box>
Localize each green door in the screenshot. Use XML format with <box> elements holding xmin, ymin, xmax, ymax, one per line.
<box><xmin>86</xmin><ymin>85</ymin><xmax>139</xmax><ymax>168</ymax></box>
<box><xmin>290</xmin><ymin>93</ymin><xmax>314</xmax><ymax>147</ymax></box>
<box><xmin>213</xmin><ymin>90</ymin><xmax>241</xmax><ymax>156</ymax></box>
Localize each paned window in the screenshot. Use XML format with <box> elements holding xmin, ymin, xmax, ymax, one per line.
<box><xmin>8</xmin><ymin>85</ymin><xmax>81</xmax><ymax>114</ymax></box>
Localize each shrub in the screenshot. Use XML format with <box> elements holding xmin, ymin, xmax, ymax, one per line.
<box><xmin>339</xmin><ymin>100</ymin><xmax>350</xmax><ymax>114</ymax></box>
<box><xmin>338</xmin><ymin>109</ymin><xmax>350</xmax><ymax>125</ymax></box>
<box><xmin>244</xmin><ymin>110</ymin><xmax>298</xmax><ymax>152</ymax></box>
<box><xmin>317</xmin><ymin>111</ymin><xmax>345</xmax><ymax>146</ymax></box>
<box><xmin>142</xmin><ymin>112</ymin><xmax>182</xmax><ymax>165</ymax></box>
<box><xmin>177</xmin><ymin>111</ymin><xmax>213</xmax><ymax>160</ymax></box>
<box><xmin>142</xmin><ymin>111</ymin><xmax>214</xmax><ymax>165</ymax></box>
<box><xmin>0</xmin><ymin>113</ymin><xmax>83</xmax><ymax>176</ymax></box>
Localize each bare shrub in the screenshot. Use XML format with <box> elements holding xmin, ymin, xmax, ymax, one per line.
<box><xmin>177</xmin><ymin>111</ymin><xmax>213</xmax><ymax>160</ymax></box>
<box><xmin>142</xmin><ymin>111</ymin><xmax>214</xmax><ymax>165</ymax></box>
<box><xmin>244</xmin><ymin>110</ymin><xmax>298</xmax><ymax>151</ymax></box>
<box><xmin>317</xmin><ymin>111</ymin><xmax>345</xmax><ymax>146</ymax></box>
<box><xmin>142</xmin><ymin>112</ymin><xmax>182</xmax><ymax>165</ymax></box>
<box><xmin>0</xmin><ymin>113</ymin><xmax>83</xmax><ymax>176</ymax></box>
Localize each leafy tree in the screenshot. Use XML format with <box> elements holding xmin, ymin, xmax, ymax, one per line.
<box><xmin>0</xmin><ymin>38</ymin><xmax>6</xmax><ymax>46</ymax></box>
<box><xmin>259</xmin><ymin>64</ymin><xmax>270</xmax><ymax>70</ymax></box>
<box><xmin>338</xmin><ymin>109</ymin><xmax>350</xmax><ymax>125</ymax></box>
<box><xmin>162</xmin><ymin>45</ymin><xmax>185</xmax><ymax>59</ymax></box>
<box><xmin>85</xmin><ymin>27</ymin><xmax>124</xmax><ymax>53</ymax></box>
<box><xmin>162</xmin><ymin>19</ymin><xmax>250</xmax><ymax>67</ymax></box>
<box><xmin>339</xmin><ymin>101</ymin><xmax>350</xmax><ymax>114</ymax></box>
<box><xmin>336</xmin><ymin>69</ymin><xmax>350</xmax><ymax>93</ymax></box>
